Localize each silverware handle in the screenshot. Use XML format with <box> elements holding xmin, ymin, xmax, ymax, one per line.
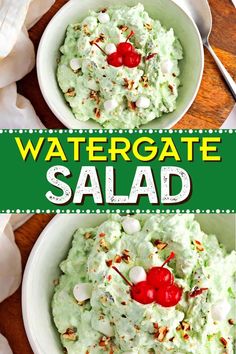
<box><xmin>205</xmin><ymin>43</ymin><xmax>236</xmax><ymax>101</ymax></box>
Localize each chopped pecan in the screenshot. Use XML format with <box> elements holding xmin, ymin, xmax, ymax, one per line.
<box><xmin>106</xmin><ymin>259</ymin><xmax>113</xmax><ymax>267</ymax></box>
<box><xmin>153</xmin><ymin>323</ymin><xmax>159</xmax><ymax>330</ymax></box>
<box><xmin>114</xmin><ymin>255</ymin><xmax>122</xmax><ymax>263</ymax></box>
<box><xmin>65</xmin><ymin>88</ymin><xmax>76</xmax><ymax>97</ymax></box>
<box><xmin>62</xmin><ymin>328</ymin><xmax>77</xmax><ymax>341</ymax></box>
<box><xmin>144</xmin><ymin>23</ymin><xmax>153</xmax><ymax>31</ymax></box>
<box><xmin>82</xmin><ymin>24</ymin><xmax>90</xmax><ymax>35</ymax></box>
<box><xmin>84</xmin><ymin>232</ymin><xmax>92</xmax><ymax>239</ymax></box>
<box><xmin>127</xmin><ymin>100</ymin><xmax>136</xmax><ymax>111</ymax></box>
<box><xmin>94</xmin><ymin>107</ymin><xmax>101</xmax><ymax>119</ymax></box>
<box><xmin>118</xmin><ymin>25</ymin><xmax>129</xmax><ymax>32</ymax></box>
<box><xmin>180</xmin><ymin>321</ymin><xmax>191</xmax><ymax>331</ymax></box>
<box><xmin>121</xmin><ymin>249</ymin><xmax>131</xmax><ymax>263</ymax></box>
<box><xmin>183</xmin><ymin>333</ymin><xmax>190</xmax><ymax>341</ymax></box>
<box><xmin>90</xmin><ymin>33</ymin><xmax>105</xmax><ymax>45</ymax></box>
<box><xmin>220</xmin><ymin>337</ymin><xmax>228</xmax><ymax>348</ymax></box>
<box><xmin>228</xmin><ymin>319</ymin><xmax>234</xmax><ymax>325</ymax></box>
<box><xmin>99</xmin><ymin>238</ymin><xmax>109</xmax><ymax>252</ymax></box>
<box><xmin>124</xmin><ymin>78</ymin><xmax>135</xmax><ymax>90</ymax></box>
<box><xmin>89</xmin><ymin>90</ymin><xmax>100</xmax><ymax>104</ymax></box>
<box><xmin>154</xmin><ymin>326</ymin><xmax>169</xmax><ymax>342</ymax></box>
<box><xmin>99</xmin><ymin>336</ymin><xmax>110</xmax><ymax>347</ymax></box>
<box><xmin>99</xmin><ymin>232</ymin><xmax>106</xmax><ymax>237</ymax></box>
<box><xmin>107</xmin><ymin>275</ymin><xmax>112</xmax><ymax>281</ymax></box>
<box><xmin>168</xmin><ymin>84</ymin><xmax>174</xmax><ymax>94</ymax></box>
<box><xmin>193</xmin><ymin>240</ymin><xmax>204</xmax><ymax>252</ymax></box>
<box><xmin>140</xmin><ymin>75</ymin><xmax>149</xmax><ymax>88</ymax></box>
<box><xmin>121</xmin><ymin>301</ymin><xmax>127</xmax><ymax>305</ymax></box>
<box><xmin>154</xmin><ymin>240</ymin><xmax>168</xmax><ymax>250</ymax></box>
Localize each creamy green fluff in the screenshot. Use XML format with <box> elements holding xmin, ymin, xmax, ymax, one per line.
<box><xmin>57</xmin><ymin>4</ymin><xmax>183</xmax><ymax>128</ymax></box>
<box><xmin>52</xmin><ymin>214</ymin><xmax>236</xmax><ymax>353</ymax></box>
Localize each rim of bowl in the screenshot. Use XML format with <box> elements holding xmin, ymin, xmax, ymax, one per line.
<box><xmin>37</xmin><ymin>0</ymin><xmax>204</xmax><ymax>129</ymax></box>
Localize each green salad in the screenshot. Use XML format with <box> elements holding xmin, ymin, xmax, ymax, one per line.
<box><xmin>57</xmin><ymin>4</ymin><xmax>183</xmax><ymax>128</ymax></box>
<box><xmin>52</xmin><ymin>214</ymin><xmax>236</xmax><ymax>353</ymax></box>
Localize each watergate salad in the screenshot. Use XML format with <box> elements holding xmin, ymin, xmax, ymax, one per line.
<box><xmin>52</xmin><ymin>214</ymin><xmax>236</xmax><ymax>353</ymax></box>
<box><xmin>57</xmin><ymin>4</ymin><xmax>183</xmax><ymax>128</ymax></box>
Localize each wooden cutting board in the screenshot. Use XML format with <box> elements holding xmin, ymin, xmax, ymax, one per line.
<box><xmin>17</xmin><ymin>0</ymin><xmax>236</xmax><ymax>129</ymax></box>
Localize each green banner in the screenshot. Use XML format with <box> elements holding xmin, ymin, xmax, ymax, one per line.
<box><xmin>0</xmin><ymin>129</ymin><xmax>235</xmax><ymax>213</ymax></box>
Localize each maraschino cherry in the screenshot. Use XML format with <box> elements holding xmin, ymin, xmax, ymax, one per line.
<box><xmin>155</xmin><ymin>283</ymin><xmax>183</xmax><ymax>307</ymax></box>
<box><xmin>147</xmin><ymin>252</ymin><xmax>175</xmax><ymax>288</ymax></box>
<box><xmin>117</xmin><ymin>30</ymin><xmax>135</xmax><ymax>55</ymax></box>
<box><xmin>131</xmin><ymin>281</ymin><xmax>156</xmax><ymax>304</ymax></box>
<box><xmin>112</xmin><ymin>266</ymin><xmax>155</xmax><ymax>304</ymax></box>
<box><xmin>93</xmin><ymin>30</ymin><xmax>141</xmax><ymax>68</ymax></box>
<box><xmin>107</xmin><ymin>52</ymin><xmax>123</xmax><ymax>67</ymax></box>
<box><xmin>111</xmin><ymin>252</ymin><xmax>182</xmax><ymax>307</ymax></box>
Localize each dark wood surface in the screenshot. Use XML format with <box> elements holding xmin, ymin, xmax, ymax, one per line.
<box><xmin>17</xmin><ymin>0</ymin><xmax>236</xmax><ymax>129</ymax></box>
<box><xmin>0</xmin><ymin>215</ymin><xmax>54</xmax><ymax>354</ymax></box>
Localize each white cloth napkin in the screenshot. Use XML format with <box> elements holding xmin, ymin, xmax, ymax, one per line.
<box><xmin>0</xmin><ymin>214</ymin><xmax>32</xmax><ymax>354</ymax></box>
<box><xmin>0</xmin><ymin>0</ymin><xmax>55</xmax><ymax>128</ymax></box>
<box><xmin>0</xmin><ymin>1</ymin><xmax>54</xmax><ymax>352</ymax></box>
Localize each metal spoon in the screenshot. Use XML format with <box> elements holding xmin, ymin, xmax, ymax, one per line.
<box><xmin>181</xmin><ymin>0</ymin><xmax>236</xmax><ymax>101</ymax></box>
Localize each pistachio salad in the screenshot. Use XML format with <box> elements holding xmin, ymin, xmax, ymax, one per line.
<box><xmin>57</xmin><ymin>4</ymin><xmax>183</xmax><ymax>128</ymax></box>
<box><xmin>52</xmin><ymin>214</ymin><xmax>236</xmax><ymax>354</ymax></box>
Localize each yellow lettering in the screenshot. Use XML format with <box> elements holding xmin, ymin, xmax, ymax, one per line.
<box><xmin>133</xmin><ymin>137</ymin><xmax>157</xmax><ymax>161</ymax></box>
<box><xmin>67</xmin><ymin>137</ymin><xmax>86</xmax><ymax>161</ymax></box>
<box><xmin>159</xmin><ymin>138</ymin><xmax>180</xmax><ymax>161</ymax></box>
<box><xmin>45</xmin><ymin>138</ymin><xmax>67</xmax><ymax>161</ymax></box>
<box><xmin>15</xmin><ymin>137</ymin><xmax>44</xmax><ymax>161</ymax></box>
<box><xmin>86</xmin><ymin>137</ymin><xmax>107</xmax><ymax>161</ymax></box>
<box><xmin>108</xmin><ymin>137</ymin><xmax>131</xmax><ymax>161</ymax></box>
<box><xmin>200</xmin><ymin>137</ymin><xmax>221</xmax><ymax>161</ymax></box>
<box><xmin>181</xmin><ymin>137</ymin><xmax>200</xmax><ymax>161</ymax></box>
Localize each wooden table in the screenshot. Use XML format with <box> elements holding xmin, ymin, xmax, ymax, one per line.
<box><xmin>0</xmin><ymin>215</ymin><xmax>54</xmax><ymax>354</ymax></box>
<box><xmin>17</xmin><ymin>0</ymin><xmax>236</xmax><ymax>129</ymax></box>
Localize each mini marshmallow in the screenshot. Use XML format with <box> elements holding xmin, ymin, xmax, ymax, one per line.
<box><xmin>136</xmin><ymin>96</ymin><xmax>151</xmax><ymax>109</ymax></box>
<box><xmin>211</xmin><ymin>299</ymin><xmax>231</xmax><ymax>321</ymax></box>
<box><xmin>129</xmin><ymin>266</ymin><xmax>147</xmax><ymax>284</ymax></box>
<box><xmin>98</xmin><ymin>12</ymin><xmax>110</xmax><ymax>24</ymax></box>
<box><xmin>105</xmin><ymin>43</ymin><xmax>117</xmax><ymax>55</ymax></box>
<box><xmin>104</xmin><ymin>99</ymin><xmax>118</xmax><ymax>112</ymax></box>
<box><xmin>161</xmin><ymin>60</ymin><xmax>173</xmax><ymax>74</ymax></box>
<box><xmin>122</xmin><ymin>217</ymin><xmax>141</xmax><ymax>235</ymax></box>
<box><xmin>70</xmin><ymin>58</ymin><xmax>81</xmax><ymax>71</ymax></box>
<box><xmin>96</xmin><ymin>317</ymin><xmax>114</xmax><ymax>337</ymax></box>
<box><xmin>73</xmin><ymin>283</ymin><xmax>92</xmax><ymax>302</ymax></box>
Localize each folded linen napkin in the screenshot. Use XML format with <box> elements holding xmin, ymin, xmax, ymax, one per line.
<box><xmin>0</xmin><ymin>1</ymin><xmax>54</xmax><ymax>351</ymax></box>
<box><xmin>0</xmin><ymin>0</ymin><xmax>55</xmax><ymax>128</ymax></box>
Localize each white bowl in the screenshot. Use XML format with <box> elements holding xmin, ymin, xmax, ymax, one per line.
<box><xmin>37</xmin><ymin>0</ymin><xmax>204</xmax><ymax>129</ymax></box>
<box><xmin>22</xmin><ymin>214</ymin><xmax>235</xmax><ymax>354</ymax></box>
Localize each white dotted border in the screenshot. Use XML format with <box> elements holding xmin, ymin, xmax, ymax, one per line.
<box><xmin>1</xmin><ymin>209</ymin><xmax>235</xmax><ymax>214</ymax></box>
<box><xmin>0</xmin><ymin>129</ymin><xmax>235</xmax><ymax>134</ymax></box>
<box><xmin>1</xmin><ymin>129</ymin><xmax>234</xmax><ymax>214</ymax></box>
